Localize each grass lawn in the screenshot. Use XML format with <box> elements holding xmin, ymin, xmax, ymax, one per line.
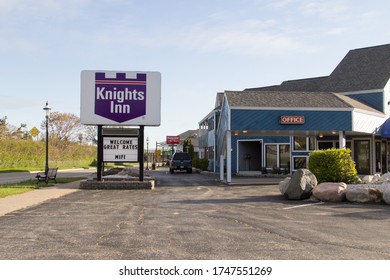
<box><xmin>0</xmin><ymin>177</ymin><xmax>86</xmax><ymax>198</ymax></box>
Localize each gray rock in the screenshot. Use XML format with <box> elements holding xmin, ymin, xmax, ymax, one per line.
<box><xmin>381</xmin><ymin>172</ymin><xmax>390</xmax><ymax>180</ymax></box>
<box><xmin>383</xmin><ymin>188</ymin><xmax>390</xmax><ymax>205</ymax></box>
<box><xmin>280</xmin><ymin>169</ymin><xmax>317</xmax><ymax>200</ymax></box>
<box><xmin>346</xmin><ymin>187</ymin><xmax>382</xmax><ymax>203</ymax></box>
<box><xmin>313</xmin><ymin>182</ymin><xmax>347</xmax><ymax>202</ymax></box>
<box><xmin>279</xmin><ymin>177</ymin><xmax>291</xmax><ymax>194</ymax></box>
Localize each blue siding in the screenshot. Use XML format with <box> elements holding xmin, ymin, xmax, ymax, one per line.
<box><xmin>231</xmin><ymin>110</ymin><xmax>352</xmax><ymax>131</ymax></box>
<box><xmin>347</xmin><ymin>92</ymin><xmax>383</xmax><ymax>112</ymax></box>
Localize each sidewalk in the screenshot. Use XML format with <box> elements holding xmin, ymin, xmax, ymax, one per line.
<box><xmin>0</xmin><ymin>180</ymin><xmax>80</xmax><ymax>216</ymax></box>
<box><xmin>228</xmin><ymin>176</ymin><xmax>286</xmax><ymax>186</ymax></box>
<box><xmin>198</xmin><ymin>170</ymin><xmax>286</xmax><ymax>186</ymax></box>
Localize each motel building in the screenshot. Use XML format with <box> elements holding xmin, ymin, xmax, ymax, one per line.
<box><xmin>198</xmin><ymin>44</ymin><xmax>390</xmax><ymax>183</ymax></box>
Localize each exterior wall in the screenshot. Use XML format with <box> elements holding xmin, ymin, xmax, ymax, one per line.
<box><xmin>346</xmin><ymin>91</ymin><xmax>384</xmax><ymax>112</ymax></box>
<box><xmin>231</xmin><ymin>109</ymin><xmax>352</xmax><ymax>131</ymax></box>
<box><xmin>352</xmin><ymin>110</ymin><xmax>387</xmax><ymax>134</ymax></box>
<box><xmin>385</xmin><ymin>80</ymin><xmax>390</xmax><ymax>116</ymax></box>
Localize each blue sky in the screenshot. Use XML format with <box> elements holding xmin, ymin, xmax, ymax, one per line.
<box><xmin>1</xmin><ymin>0</ymin><xmax>389</xmax><ymax>144</ymax></box>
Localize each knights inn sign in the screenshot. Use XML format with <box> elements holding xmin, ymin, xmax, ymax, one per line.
<box><xmin>80</xmin><ymin>70</ymin><xmax>161</xmax><ymax>126</ymax></box>
<box><xmin>80</xmin><ymin>70</ymin><xmax>161</xmax><ymax>182</ymax></box>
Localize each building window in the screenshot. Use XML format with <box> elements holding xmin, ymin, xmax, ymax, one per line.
<box><xmin>266</xmin><ymin>145</ymin><xmax>277</xmax><ymax>169</ymax></box>
<box><xmin>318</xmin><ymin>141</ymin><xmax>334</xmax><ymax>150</ymax></box>
<box><xmin>293</xmin><ymin>136</ymin><xmax>316</xmax><ymax>151</ymax></box>
<box><xmin>294</xmin><ymin>137</ymin><xmax>306</xmax><ymax>150</ymax></box>
<box><xmin>293</xmin><ymin>156</ymin><xmax>307</xmax><ymax>170</ymax></box>
<box><xmin>309</xmin><ymin>137</ymin><xmax>316</xmax><ymax>151</ymax></box>
<box><xmin>265</xmin><ymin>144</ymin><xmax>291</xmax><ymax>172</ymax></box>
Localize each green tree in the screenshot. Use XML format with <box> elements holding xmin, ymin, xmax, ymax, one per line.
<box><xmin>0</xmin><ymin>116</ymin><xmax>9</xmax><ymax>139</ymax></box>
<box><xmin>184</xmin><ymin>139</ymin><xmax>194</xmax><ymax>159</ymax></box>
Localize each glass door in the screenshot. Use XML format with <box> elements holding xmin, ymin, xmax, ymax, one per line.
<box><xmin>354</xmin><ymin>140</ymin><xmax>370</xmax><ymax>174</ymax></box>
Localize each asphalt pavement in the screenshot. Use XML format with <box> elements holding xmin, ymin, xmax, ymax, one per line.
<box><xmin>0</xmin><ymin>170</ymin><xmax>389</xmax><ymax>260</ymax></box>
<box><xmin>0</xmin><ymin>170</ymin><xmax>280</xmax><ymax>216</ymax></box>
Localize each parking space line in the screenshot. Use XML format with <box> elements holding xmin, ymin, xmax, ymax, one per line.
<box><xmin>282</xmin><ymin>202</ymin><xmax>324</xmax><ymax>210</ymax></box>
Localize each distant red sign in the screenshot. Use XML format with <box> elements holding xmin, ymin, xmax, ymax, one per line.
<box><xmin>166</xmin><ymin>136</ymin><xmax>180</xmax><ymax>145</ymax></box>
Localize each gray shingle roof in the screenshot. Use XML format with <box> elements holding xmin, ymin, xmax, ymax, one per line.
<box><xmin>320</xmin><ymin>44</ymin><xmax>390</xmax><ymax>92</ymax></box>
<box><xmin>246</xmin><ymin>76</ymin><xmax>327</xmax><ymax>92</ymax></box>
<box><xmin>245</xmin><ymin>44</ymin><xmax>390</xmax><ymax>93</ymax></box>
<box><xmin>225</xmin><ymin>90</ymin><xmax>384</xmax><ymax>114</ymax></box>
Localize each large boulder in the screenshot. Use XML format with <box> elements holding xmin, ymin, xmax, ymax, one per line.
<box><xmin>346</xmin><ymin>187</ymin><xmax>383</xmax><ymax>203</ymax></box>
<box><xmin>381</xmin><ymin>172</ymin><xmax>390</xmax><ymax>181</ymax></box>
<box><xmin>383</xmin><ymin>188</ymin><xmax>390</xmax><ymax>205</ymax></box>
<box><xmin>280</xmin><ymin>169</ymin><xmax>317</xmax><ymax>200</ymax></box>
<box><xmin>279</xmin><ymin>177</ymin><xmax>291</xmax><ymax>194</ymax></box>
<box><xmin>313</xmin><ymin>182</ymin><xmax>347</xmax><ymax>202</ymax></box>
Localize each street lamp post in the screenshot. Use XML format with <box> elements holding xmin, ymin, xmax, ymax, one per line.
<box><xmin>146</xmin><ymin>137</ymin><xmax>149</xmax><ymax>170</ymax></box>
<box><xmin>43</xmin><ymin>101</ymin><xmax>51</xmax><ymax>173</ymax></box>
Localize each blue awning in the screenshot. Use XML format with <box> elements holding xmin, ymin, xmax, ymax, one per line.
<box><xmin>381</xmin><ymin>118</ymin><xmax>390</xmax><ymax>138</ymax></box>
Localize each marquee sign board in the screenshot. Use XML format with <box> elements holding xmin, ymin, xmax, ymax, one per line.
<box><xmin>103</xmin><ymin>137</ymin><xmax>138</xmax><ymax>162</ymax></box>
<box><xmin>80</xmin><ymin>70</ymin><xmax>161</xmax><ymax>126</ymax></box>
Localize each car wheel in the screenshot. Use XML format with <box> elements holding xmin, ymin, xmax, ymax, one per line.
<box><xmin>170</xmin><ymin>168</ymin><xmax>174</xmax><ymax>174</ymax></box>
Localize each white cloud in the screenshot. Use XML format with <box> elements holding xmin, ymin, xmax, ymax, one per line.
<box><xmin>299</xmin><ymin>0</ymin><xmax>349</xmax><ymax>19</ymax></box>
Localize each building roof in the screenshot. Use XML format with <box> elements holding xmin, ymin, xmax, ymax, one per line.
<box><xmin>320</xmin><ymin>44</ymin><xmax>390</xmax><ymax>92</ymax></box>
<box><xmin>247</xmin><ymin>76</ymin><xmax>328</xmax><ymax>92</ymax></box>
<box><xmin>245</xmin><ymin>44</ymin><xmax>390</xmax><ymax>93</ymax></box>
<box><xmin>178</xmin><ymin>129</ymin><xmax>199</xmax><ymax>146</ymax></box>
<box><xmin>225</xmin><ymin>90</ymin><xmax>384</xmax><ymax>114</ymax></box>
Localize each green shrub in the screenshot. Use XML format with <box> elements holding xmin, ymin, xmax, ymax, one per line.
<box><xmin>0</xmin><ymin>139</ymin><xmax>96</xmax><ymax>170</ymax></box>
<box><xmin>308</xmin><ymin>148</ymin><xmax>358</xmax><ymax>183</ymax></box>
<box><xmin>192</xmin><ymin>157</ymin><xmax>209</xmax><ymax>171</ymax></box>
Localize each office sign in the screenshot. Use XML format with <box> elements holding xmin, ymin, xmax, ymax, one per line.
<box><xmin>280</xmin><ymin>115</ymin><xmax>305</xmax><ymax>124</ymax></box>
<box><xmin>81</xmin><ymin>70</ymin><xmax>161</xmax><ymax>126</ymax></box>
<box><xmin>166</xmin><ymin>135</ymin><xmax>180</xmax><ymax>145</ymax></box>
<box><xmin>103</xmin><ymin>137</ymin><xmax>138</xmax><ymax>162</ymax></box>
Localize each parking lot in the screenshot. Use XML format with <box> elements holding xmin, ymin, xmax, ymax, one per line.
<box><xmin>0</xmin><ymin>170</ymin><xmax>389</xmax><ymax>259</ymax></box>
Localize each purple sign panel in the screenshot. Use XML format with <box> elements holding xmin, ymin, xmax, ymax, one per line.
<box><xmin>95</xmin><ymin>72</ymin><xmax>147</xmax><ymax>123</ymax></box>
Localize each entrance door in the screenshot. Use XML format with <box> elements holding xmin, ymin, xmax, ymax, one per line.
<box><xmin>354</xmin><ymin>140</ymin><xmax>370</xmax><ymax>174</ymax></box>
<box><xmin>382</xmin><ymin>141</ymin><xmax>387</xmax><ymax>173</ymax></box>
<box><xmin>238</xmin><ymin>141</ymin><xmax>262</xmax><ymax>172</ymax></box>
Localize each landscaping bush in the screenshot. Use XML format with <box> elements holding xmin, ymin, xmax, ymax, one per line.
<box><xmin>192</xmin><ymin>157</ymin><xmax>209</xmax><ymax>171</ymax></box>
<box><xmin>0</xmin><ymin>139</ymin><xmax>96</xmax><ymax>170</ymax></box>
<box><xmin>308</xmin><ymin>148</ymin><xmax>358</xmax><ymax>184</ymax></box>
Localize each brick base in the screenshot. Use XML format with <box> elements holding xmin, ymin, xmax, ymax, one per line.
<box><xmin>79</xmin><ymin>180</ymin><xmax>154</xmax><ymax>190</ymax></box>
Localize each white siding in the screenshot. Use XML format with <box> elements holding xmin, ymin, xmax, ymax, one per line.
<box><xmin>352</xmin><ymin>110</ymin><xmax>386</xmax><ymax>134</ymax></box>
